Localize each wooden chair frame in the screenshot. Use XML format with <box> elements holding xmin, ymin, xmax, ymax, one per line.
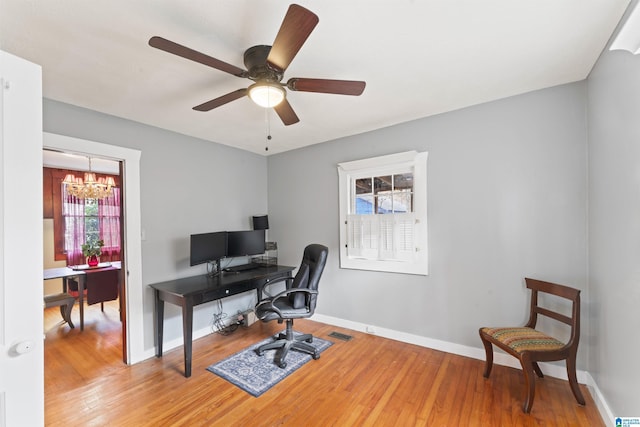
<box><xmin>479</xmin><ymin>278</ymin><xmax>586</xmax><ymax>413</ymax></box>
<box><xmin>44</xmin><ymin>292</ymin><xmax>75</xmax><ymax>329</ymax></box>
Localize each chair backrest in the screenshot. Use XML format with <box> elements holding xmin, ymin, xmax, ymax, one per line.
<box><xmin>289</xmin><ymin>244</ymin><xmax>328</xmax><ymax>312</ymax></box>
<box><xmin>86</xmin><ymin>268</ymin><xmax>119</xmax><ymax>305</ymax></box>
<box><xmin>524</xmin><ymin>277</ymin><xmax>581</xmax><ymax>348</ymax></box>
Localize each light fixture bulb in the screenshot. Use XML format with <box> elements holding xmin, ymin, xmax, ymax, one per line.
<box><xmin>248</xmin><ymin>82</ymin><xmax>285</xmax><ymax>108</ymax></box>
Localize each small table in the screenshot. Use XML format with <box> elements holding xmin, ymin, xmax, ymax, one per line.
<box><xmin>44</xmin><ymin>261</ymin><xmax>121</xmax><ymax>330</ymax></box>
<box><xmin>149</xmin><ymin>265</ymin><xmax>294</xmax><ymax>377</ymax></box>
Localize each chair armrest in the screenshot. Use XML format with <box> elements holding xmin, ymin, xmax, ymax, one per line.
<box><xmin>256</xmin><ymin>288</ymin><xmax>318</xmax><ymax>319</ymax></box>
<box><xmin>261</xmin><ymin>275</ymin><xmax>294</xmax><ymax>298</ymax></box>
<box><xmin>270</xmin><ymin>287</ymin><xmax>318</xmax><ymax>302</ymax></box>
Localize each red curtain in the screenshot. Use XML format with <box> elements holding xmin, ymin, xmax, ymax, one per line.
<box><xmin>99</xmin><ymin>187</ymin><xmax>121</xmax><ymax>262</ymax></box>
<box><xmin>62</xmin><ymin>185</ymin><xmax>86</xmax><ymax>266</ymax></box>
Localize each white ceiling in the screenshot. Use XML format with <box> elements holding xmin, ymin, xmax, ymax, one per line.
<box><xmin>0</xmin><ymin>0</ymin><xmax>632</xmax><ymax>155</ymax></box>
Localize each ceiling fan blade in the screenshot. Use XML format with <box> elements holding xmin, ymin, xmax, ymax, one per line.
<box><xmin>274</xmin><ymin>99</ymin><xmax>300</xmax><ymax>126</ymax></box>
<box><xmin>287</xmin><ymin>78</ymin><xmax>366</xmax><ymax>96</ymax></box>
<box><xmin>266</xmin><ymin>4</ymin><xmax>319</xmax><ymax>73</ymax></box>
<box><xmin>149</xmin><ymin>36</ymin><xmax>247</xmax><ymax>78</ymax></box>
<box><xmin>193</xmin><ymin>89</ymin><xmax>247</xmax><ymax>111</ymax></box>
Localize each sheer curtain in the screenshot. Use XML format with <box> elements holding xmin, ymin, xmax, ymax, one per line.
<box><xmin>62</xmin><ymin>185</ymin><xmax>121</xmax><ymax>266</ymax></box>
<box><xmin>62</xmin><ymin>185</ymin><xmax>86</xmax><ymax>266</ymax></box>
<box><xmin>99</xmin><ymin>187</ymin><xmax>121</xmax><ymax>262</ymax></box>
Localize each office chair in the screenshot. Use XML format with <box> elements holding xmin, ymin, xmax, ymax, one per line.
<box><xmin>479</xmin><ymin>278</ymin><xmax>585</xmax><ymax>413</ymax></box>
<box><xmin>254</xmin><ymin>244</ymin><xmax>328</xmax><ymax>368</ymax></box>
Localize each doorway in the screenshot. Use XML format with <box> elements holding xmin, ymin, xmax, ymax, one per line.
<box><xmin>43</xmin><ymin>132</ymin><xmax>144</xmax><ymax>365</ymax></box>
<box><xmin>43</xmin><ymin>150</ymin><xmax>127</xmax><ymax>360</ymax></box>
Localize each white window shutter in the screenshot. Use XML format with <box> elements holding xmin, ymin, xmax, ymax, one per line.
<box><xmin>393</xmin><ymin>213</ymin><xmax>415</xmax><ymax>262</ymax></box>
<box><xmin>378</xmin><ymin>215</ymin><xmax>395</xmax><ymax>260</ymax></box>
<box><xmin>347</xmin><ymin>214</ymin><xmax>378</xmax><ymax>259</ymax></box>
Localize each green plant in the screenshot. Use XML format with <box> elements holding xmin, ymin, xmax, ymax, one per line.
<box><xmin>82</xmin><ymin>239</ymin><xmax>104</xmax><ymax>257</ymax></box>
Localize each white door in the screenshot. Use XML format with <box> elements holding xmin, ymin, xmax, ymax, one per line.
<box><xmin>0</xmin><ymin>50</ymin><xmax>44</xmax><ymax>426</ymax></box>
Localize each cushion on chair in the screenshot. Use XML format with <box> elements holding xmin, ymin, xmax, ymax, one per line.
<box><xmin>481</xmin><ymin>327</ymin><xmax>565</xmax><ymax>353</ymax></box>
<box><xmin>289</xmin><ymin>263</ymin><xmax>309</xmax><ymax>309</ymax></box>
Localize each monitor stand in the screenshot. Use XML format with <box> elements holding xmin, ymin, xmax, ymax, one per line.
<box><xmin>207</xmin><ymin>259</ymin><xmax>222</xmax><ymax>277</ymax></box>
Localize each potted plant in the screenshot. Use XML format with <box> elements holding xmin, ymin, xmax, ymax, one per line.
<box><xmin>82</xmin><ymin>239</ymin><xmax>104</xmax><ymax>267</ymax></box>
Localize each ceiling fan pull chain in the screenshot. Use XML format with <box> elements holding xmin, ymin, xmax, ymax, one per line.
<box><xmin>265</xmin><ymin>107</ymin><xmax>272</xmax><ymax>151</ymax></box>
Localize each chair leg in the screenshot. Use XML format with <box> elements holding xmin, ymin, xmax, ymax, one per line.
<box><xmin>56</xmin><ymin>299</ymin><xmax>75</xmax><ymax>329</ymax></box>
<box><xmin>274</xmin><ymin>341</ymin><xmax>294</xmax><ymax>368</ymax></box>
<box><xmin>566</xmin><ymin>353</ymin><xmax>586</xmax><ymax>405</ymax></box>
<box><xmin>63</xmin><ymin>302</ymin><xmax>75</xmax><ymax>329</ymax></box>
<box><xmin>255</xmin><ymin>319</ymin><xmax>319</xmax><ymax>369</ymax></box>
<box><xmin>479</xmin><ymin>333</ymin><xmax>494</xmax><ymax>378</ymax></box>
<box><xmin>520</xmin><ymin>356</ymin><xmax>536</xmax><ymax>413</ymax></box>
<box><xmin>532</xmin><ymin>362</ymin><xmax>544</xmax><ymax>378</ymax></box>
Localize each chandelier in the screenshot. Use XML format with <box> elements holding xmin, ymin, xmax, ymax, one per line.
<box><xmin>62</xmin><ymin>157</ymin><xmax>116</xmax><ymax>199</ymax></box>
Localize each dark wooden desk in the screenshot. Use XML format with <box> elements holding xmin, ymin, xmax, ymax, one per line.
<box><xmin>149</xmin><ymin>265</ymin><xmax>294</xmax><ymax>377</ymax></box>
<box><xmin>44</xmin><ymin>261</ymin><xmax>122</xmax><ymax>330</ymax></box>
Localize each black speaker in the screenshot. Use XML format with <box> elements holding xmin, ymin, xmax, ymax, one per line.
<box><xmin>252</xmin><ymin>215</ymin><xmax>269</xmax><ymax>230</ymax></box>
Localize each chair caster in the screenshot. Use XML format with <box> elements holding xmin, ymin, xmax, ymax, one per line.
<box><xmin>278</xmin><ymin>362</ymin><xmax>287</xmax><ymax>369</ymax></box>
<box><xmin>306</xmin><ymin>337</ymin><xmax>313</xmax><ymax>343</ymax></box>
<box><xmin>255</xmin><ymin>349</ymin><xmax>263</xmax><ymax>357</ymax></box>
<box><xmin>312</xmin><ymin>350</ymin><xmax>320</xmax><ymax>360</ymax></box>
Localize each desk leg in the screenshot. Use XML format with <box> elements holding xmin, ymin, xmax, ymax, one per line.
<box><xmin>79</xmin><ymin>275</ymin><xmax>86</xmax><ymax>331</ymax></box>
<box><xmin>155</xmin><ymin>290</ymin><xmax>164</xmax><ymax>357</ymax></box>
<box><xmin>182</xmin><ymin>300</ymin><xmax>193</xmax><ymax>378</ymax></box>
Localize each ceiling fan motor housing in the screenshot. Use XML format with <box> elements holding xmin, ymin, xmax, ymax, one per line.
<box><xmin>244</xmin><ymin>45</ymin><xmax>283</xmax><ymax>83</ymax></box>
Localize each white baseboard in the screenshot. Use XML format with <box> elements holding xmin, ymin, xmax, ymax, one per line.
<box><xmin>139</xmin><ymin>325</ymin><xmax>220</xmax><ymax>361</ymax></box>
<box><xmin>583</xmin><ymin>372</ymin><xmax>615</xmax><ymax>426</ymax></box>
<box><xmin>311</xmin><ymin>313</ymin><xmax>614</xmax><ymax>425</ymax></box>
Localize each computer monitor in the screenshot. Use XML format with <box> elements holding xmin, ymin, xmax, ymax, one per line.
<box><xmin>189</xmin><ymin>231</ymin><xmax>228</xmax><ymax>266</ymax></box>
<box><xmin>226</xmin><ymin>230</ymin><xmax>265</xmax><ymax>258</ymax></box>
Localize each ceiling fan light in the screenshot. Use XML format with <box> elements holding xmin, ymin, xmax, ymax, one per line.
<box><xmin>248</xmin><ymin>82</ymin><xmax>285</xmax><ymax>108</ymax></box>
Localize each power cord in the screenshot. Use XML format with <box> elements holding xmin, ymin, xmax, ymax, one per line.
<box><xmin>211</xmin><ymin>300</ymin><xmax>241</xmax><ymax>335</ymax></box>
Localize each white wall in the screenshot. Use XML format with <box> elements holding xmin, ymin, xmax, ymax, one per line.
<box><xmin>587</xmin><ymin>43</ymin><xmax>640</xmax><ymax>415</ymax></box>
<box><xmin>268</xmin><ymin>82</ymin><xmax>590</xmax><ymax>364</ymax></box>
<box><xmin>42</xmin><ymin>99</ymin><xmax>268</xmax><ymax>353</ymax></box>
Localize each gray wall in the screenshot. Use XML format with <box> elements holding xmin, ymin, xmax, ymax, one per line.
<box><xmin>268</xmin><ymin>82</ymin><xmax>589</xmax><ymax>359</ymax></box>
<box><xmin>44</xmin><ymin>65</ymin><xmax>638</xmax><ymax>414</ymax></box>
<box><xmin>588</xmin><ymin>47</ymin><xmax>640</xmax><ymax>414</ymax></box>
<box><xmin>43</xmin><ymin>99</ymin><xmax>268</xmax><ymax>349</ymax></box>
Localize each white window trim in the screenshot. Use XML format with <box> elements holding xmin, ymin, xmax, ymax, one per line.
<box><xmin>338</xmin><ymin>151</ymin><xmax>428</xmax><ymax>275</ymax></box>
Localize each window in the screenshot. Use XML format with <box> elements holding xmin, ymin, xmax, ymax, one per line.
<box><xmin>62</xmin><ymin>184</ymin><xmax>121</xmax><ymax>266</ymax></box>
<box><xmin>338</xmin><ymin>151</ymin><xmax>428</xmax><ymax>275</ymax></box>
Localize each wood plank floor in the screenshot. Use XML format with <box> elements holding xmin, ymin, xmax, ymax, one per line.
<box><xmin>44</xmin><ymin>302</ymin><xmax>605</xmax><ymax>426</ymax></box>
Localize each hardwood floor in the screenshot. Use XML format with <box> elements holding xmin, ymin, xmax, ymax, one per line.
<box><xmin>44</xmin><ymin>302</ymin><xmax>605</xmax><ymax>426</ymax></box>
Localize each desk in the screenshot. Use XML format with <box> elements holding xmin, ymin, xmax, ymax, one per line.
<box><xmin>149</xmin><ymin>265</ymin><xmax>294</xmax><ymax>377</ymax></box>
<box><xmin>44</xmin><ymin>261</ymin><xmax>122</xmax><ymax>330</ymax></box>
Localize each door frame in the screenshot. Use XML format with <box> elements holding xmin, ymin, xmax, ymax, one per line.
<box><xmin>43</xmin><ymin>132</ymin><xmax>144</xmax><ymax>364</ymax></box>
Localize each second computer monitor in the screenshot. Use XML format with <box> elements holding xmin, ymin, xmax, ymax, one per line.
<box><xmin>226</xmin><ymin>230</ymin><xmax>265</xmax><ymax>257</ymax></box>
<box><xmin>189</xmin><ymin>231</ymin><xmax>228</xmax><ymax>266</ymax></box>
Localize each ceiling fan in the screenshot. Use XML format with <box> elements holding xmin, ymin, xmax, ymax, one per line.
<box><xmin>149</xmin><ymin>4</ymin><xmax>366</xmax><ymax>126</ymax></box>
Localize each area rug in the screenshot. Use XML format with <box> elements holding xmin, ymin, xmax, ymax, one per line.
<box><xmin>207</xmin><ymin>331</ymin><xmax>333</xmax><ymax>397</ymax></box>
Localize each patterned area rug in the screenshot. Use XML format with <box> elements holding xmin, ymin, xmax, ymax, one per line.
<box><xmin>207</xmin><ymin>331</ymin><xmax>333</xmax><ymax>397</ymax></box>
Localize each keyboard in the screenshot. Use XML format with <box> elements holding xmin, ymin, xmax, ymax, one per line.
<box><xmin>225</xmin><ymin>263</ymin><xmax>259</xmax><ymax>273</ymax></box>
